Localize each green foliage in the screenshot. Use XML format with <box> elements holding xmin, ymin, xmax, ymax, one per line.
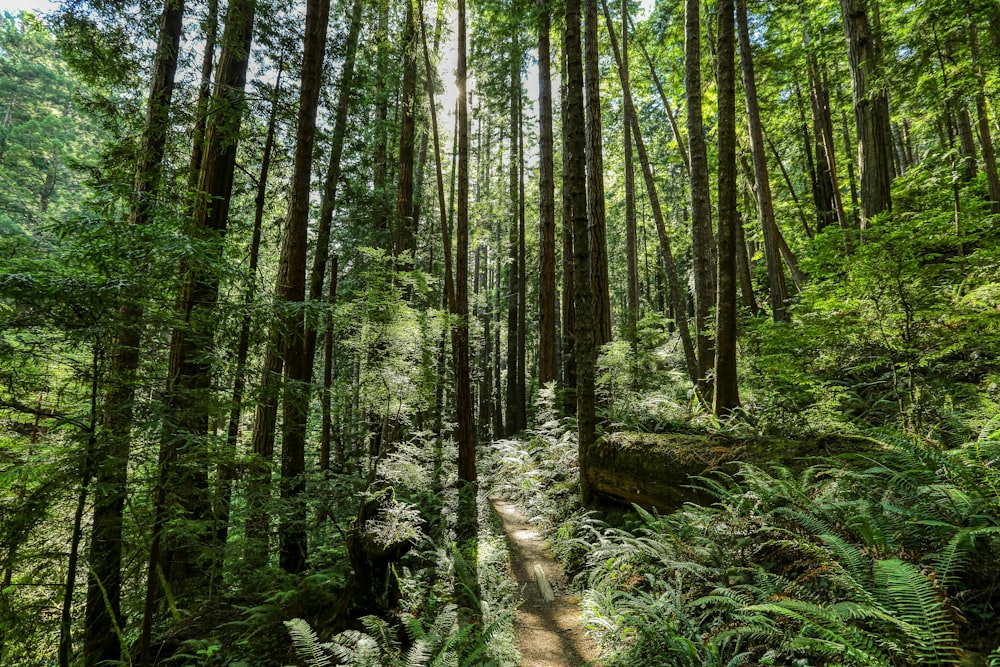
<box><xmin>742</xmin><ymin>161</ymin><xmax>1000</xmax><ymax>435</ymax></box>
<box><xmin>573</xmin><ymin>430</ymin><xmax>1000</xmax><ymax>665</ymax></box>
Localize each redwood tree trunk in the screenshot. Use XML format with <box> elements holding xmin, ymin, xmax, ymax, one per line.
<box><xmin>456</xmin><ymin>0</ymin><xmax>476</xmax><ymax>485</ymax></box>
<box><xmin>537</xmin><ymin>0</ymin><xmax>557</xmax><ymax>386</ymax></box>
<box><xmin>715</xmin><ymin>0</ymin><xmax>739</xmax><ymax>413</ymax></box>
<box><xmin>139</xmin><ymin>0</ymin><xmax>254</xmax><ymax>660</ymax></box>
<box><xmin>623</xmin><ymin>0</ymin><xmax>639</xmax><ymax>354</ymax></box>
<box><xmin>505</xmin><ymin>34</ymin><xmax>522</xmax><ymax>435</ymax></box>
<box><xmin>277</xmin><ymin>0</ymin><xmax>332</xmax><ymax>574</ymax></box>
<box><xmin>971</xmin><ymin>17</ymin><xmax>1000</xmax><ymax>213</ymax></box>
<box><xmin>585</xmin><ymin>0</ymin><xmax>612</xmax><ymax>349</ymax></box>
<box><xmin>567</xmin><ymin>0</ymin><xmax>594</xmax><ymax>504</ymax></box>
<box><xmin>560</xmin><ymin>51</ymin><xmax>576</xmax><ymax>416</ymax></box>
<box><xmin>737</xmin><ymin>0</ymin><xmax>789</xmax><ymax>322</ymax></box>
<box><xmin>841</xmin><ymin>0</ymin><xmax>893</xmax><ymax>227</ymax></box>
<box><xmin>86</xmin><ymin>1</ymin><xmax>184</xmax><ymax>664</ymax></box>
<box><xmin>684</xmin><ymin>0</ymin><xmax>715</xmax><ymax>392</ymax></box>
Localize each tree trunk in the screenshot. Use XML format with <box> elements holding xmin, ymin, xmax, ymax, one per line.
<box><xmin>304</xmin><ymin>0</ymin><xmax>363</xmax><ymax>377</ymax></box>
<box><xmin>684</xmin><ymin>0</ymin><xmax>715</xmax><ymax>392</ymax></box>
<box><xmin>373</xmin><ymin>0</ymin><xmax>391</xmax><ymax>245</ymax></box>
<box><xmin>971</xmin><ymin>17</ymin><xmax>1000</xmax><ymax>213</ymax></box>
<box><xmin>456</xmin><ymin>0</ymin><xmax>476</xmax><ymax>485</ymax></box>
<box><xmin>585</xmin><ymin>0</ymin><xmax>612</xmax><ymax>349</ymax></box>
<box><xmin>809</xmin><ymin>56</ymin><xmax>853</xmax><ymax>252</ymax></box>
<box><xmin>602</xmin><ymin>0</ymin><xmax>699</xmax><ymax>391</ymax></box>
<box><xmin>560</xmin><ymin>50</ymin><xmax>576</xmax><ymax>417</ymax></box>
<box><xmin>186</xmin><ymin>0</ymin><xmax>218</xmax><ymax>191</ymax></box>
<box><xmin>393</xmin><ymin>0</ymin><xmax>418</xmax><ymax>271</ymax></box>
<box><xmin>714</xmin><ymin>0</ymin><xmax>739</xmax><ymax>414</ymax></box>
<box><xmin>517</xmin><ymin>94</ymin><xmax>527</xmax><ymax>429</ymax></box>
<box><xmin>86</xmin><ymin>1</ymin><xmax>184</xmax><ymax>663</ymax></box>
<box><xmin>320</xmin><ymin>255</ymin><xmax>339</xmax><ymax>471</ymax></box>
<box><xmin>737</xmin><ymin>0</ymin><xmax>788</xmax><ymax>322</ymax></box>
<box><xmin>277</xmin><ymin>0</ymin><xmax>332</xmax><ymax>574</ymax></box>
<box><xmin>61</xmin><ymin>349</ymin><xmax>99</xmax><ymax>667</ymax></box>
<box><xmin>505</xmin><ymin>39</ymin><xmax>520</xmax><ymax>436</ymax></box>
<box><xmin>568</xmin><ymin>0</ymin><xmax>595</xmax><ymax>504</ymax></box>
<box><xmin>633</xmin><ymin>28</ymin><xmax>690</xmax><ymax>176</ymax></box>
<box><xmin>623</xmin><ymin>0</ymin><xmax>639</xmax><ymax>355</ymax></box>
<box><xmin>537</xmin><ymin>0</ymin><xmax>557</xmax><ymax>386</ymax></box>
<box><xmin>841</xmin><ymin>0</ymin><xmax>892</xmax><ymax>227</ymax></box>
<box><xmin>139</xmin><ymin>0</ymin><xmax>254</xmax><ymax>660</ymax></box>
<box><xmin>735</xmin><ymin>208</ymin><xmax>758</xmax><ymax>316</ymax></box>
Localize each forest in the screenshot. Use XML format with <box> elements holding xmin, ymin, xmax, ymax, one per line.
<box><xmin>1</xmin><ymin>0</ymin><xmax>1000</xmax><ymax>663</ymax></box>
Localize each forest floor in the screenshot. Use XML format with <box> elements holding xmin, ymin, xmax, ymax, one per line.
<box><xmin>490</xmin><ymin>498</ymin><xmax>601</xmax><ymax>667</ymax></box>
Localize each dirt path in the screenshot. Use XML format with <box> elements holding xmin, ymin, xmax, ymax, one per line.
<box><xmin>490</xmin><ymin>498</ymin><xmax>601</xmax><ymax>667</ymax></box>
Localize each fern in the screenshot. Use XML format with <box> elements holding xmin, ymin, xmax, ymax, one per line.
<box><xmin>284</xmin><ymin>618</ymin><xmax>333</xmax><ymax>667</ymax></box>
<box><xmin>873</xmin><ymin>558</ymin><xmax>961</xmax><ymax>665</ymax></box>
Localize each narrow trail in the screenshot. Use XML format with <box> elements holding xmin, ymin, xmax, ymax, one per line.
<box><xmin>490</xmin><ymin>498</ymin><xmax>601</xmax><ymax>667</ymax></box>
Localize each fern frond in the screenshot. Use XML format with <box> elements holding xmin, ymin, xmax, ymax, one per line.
<box><xmin>873</xmin><ymin>558</ymin><xmax>961</xmax><ymax>665</ymax></box>
<box><xmin>284</xmin><ymin>618</ymin><xmax>332</xmax><ymax>667</ymax></box>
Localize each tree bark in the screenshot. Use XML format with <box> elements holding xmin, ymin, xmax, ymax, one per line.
<box><xmin>393</xmin><ymin>0</ymin><xmax>418</xmax><ymax>271</ymax></box>
<box><xmin>456</xmin><ymin>0</ymin><xmax>476</xmax><ymax>485</ymax></box>
<box><xmin>320</xmin><ymin>255</ymin><xmax>339</xmax><ymax>471</ymax></box>
<box><xmin>86</xmin><ymin>1</ymin><xmax>184</xmax><ymax>663</ymax></box>
<box><xmin>623</xmin><ymin>0</ymin><xmax>639</xmax><ymax>355</ymax></box>
<box><xmin>219</xmin><ymin>60</ymin><xmax>282</xmax><ymax>553</ymax></box>
<box><xmin>585</xmin><ymin>0</ymin><xmax>612</xmax><ymax>349</ymax></box>
<box><xmin>139</xmin><ymin>0</ymin><xmax>254</xmax><ymax>660</ymax></box>
<box><xmin>517</xmin><ymin>93</ymin><xmax>527</xmax><ymax>429</ymax></box>
<box><xmin>971</xmin><ymin>17</ymin><xmax>1000</xmax><ymax>213</ymax></box>
<box><xmin>714</xmin><ymin>0</ymin><xmax>739</xmax><ymax>414</ymax></box>
<box><xmin>568</xmin><ymin>0</ymin><xmax>595</xmax><ymax>504</ymax></box>
<box><xmin>277</xmin><ymin>0</ymin><xmax>332</xmax><ymax>574</ymax></box>
<box><xmin>538</xmin><ymin>0</ymin><xmax>558</xmax><ymax>386</ymax></box>
<box><xmin>560</xmin><ymin>50</ymin><xmax>576</xmax><ymax>417</ymax></box>
<box><xmin>685</xmin><ymin>0</ymin><xmax>715</xmax><ymax>392</ymax></box>
<box><xmin>737</xmin><ymin>0</ymin><xmax>789</xmax><ymax>322</ymax></box>
<box><xmin>505</xmin><ymin>36</ymin><xmax>521</xmax><ymax>436</ymax></box>
<box><xmin>841</xmin><ymin>0</ymin><xmax>892</xmax><ymax>227</ymax></box>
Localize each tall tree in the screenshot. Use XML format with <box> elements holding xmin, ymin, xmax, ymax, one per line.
<box><xmin>218</xmin><ymin>59</ymin><xmax>283</xmax><ymax>553</ymax></box>
<box><xmin>841</xmin><ymin>0</ymin><xmax>893</xmax><ymax>226</ymax></box>
<box><xmin>567</xmin><ymin>0</ymin><xmax>595</xmax><ymax>503</ymax></box>
<box><xmin>275</xmin><ymin>0</ymin><xmax>332</xmax><ymax>575</ymax></box>
<box><xmin>456</xmin><ymin>0</ymin><xmax>476</xmax><ymax>486</ymax></box>
<box><xmin>684</xmin><ymin>0</ymin><xmax>715</xmax><ymax>394</ymax></box>
<box><xmin>537</xmin><ymin>0</ymin><xmax>557</xmax><ymax>386</ymax></box>
<box><xmin>560</xmin><ymin>51</ymin><xmax>577</xmax><ymax>416</ymax></box>
<box><xmin>84</xmin><ymin>1</ymin><xmax>184</xmax><ymax>664</ymax></box>
<box><xmin>585</xmin><ymin>0</ymin><xmax>611</xmax><ymax>349</ymax></box>
<box><xmin>393</xmin><ymin>0</ymin><xmax>418</xmax><ymax>270</ymax></box>
<box><xmin>602</xmin><ymin>0</ymin><xmax>699</xmax><ymax>388</ymax></box>
<box><xmin>505</xmin><ymin>30</ymin><xmax>523</xmax><ymax>435</ymax></box>
<box><xmin>138</xmin><ymin>0</ymin><xmax>256</xmax><ymax>659</ymax></box>
<box><xmin>715</xmin><ymin>0</ymin><xmax>739</xmax><ymax>414</ymax></box>
<box><xmin>312</xmin><ymin>0</ymin><xmax>365</xmax><ymax>468</ymax></box>
<box><xmin>737</xmin><ymin>0</ymin><xmax>788</xmax><ymax>322</ymax></box>
<box><xmin>622</xmin><ymin>0</ymin><xmax>639</xmax><ymax>355</ymax></box>
<box><xmin>970</xmin><ymin>16</ymin><xmax>1000</xmax><ymax>214</ymax></box>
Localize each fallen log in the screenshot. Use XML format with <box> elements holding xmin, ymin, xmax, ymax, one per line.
<box><xmin>587</xmin><ymin>431</ymin><xmax>878</xmax><ymax>512</ymax></box>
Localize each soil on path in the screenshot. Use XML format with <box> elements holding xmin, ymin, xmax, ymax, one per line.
<box><xmin>490</xmin><ymin>498</ymin><xmax>601</xmax><ymax>667</ymax></box>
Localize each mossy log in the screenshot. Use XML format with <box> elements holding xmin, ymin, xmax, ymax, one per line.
<box><xmin>586</xmin><ymin>431</ymin><xmax>878</xmax><ymax>512</ymax></box>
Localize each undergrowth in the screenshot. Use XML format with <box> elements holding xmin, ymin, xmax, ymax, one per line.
<box><xmin>282</xmin><ymin>436</ymin><xmax>519</xmax><ymax>667</ymax></box>
<box><xmin>486</xmin><ymin>406</ymin><xmax>1000</xmax><ymax>666</ymax></box>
